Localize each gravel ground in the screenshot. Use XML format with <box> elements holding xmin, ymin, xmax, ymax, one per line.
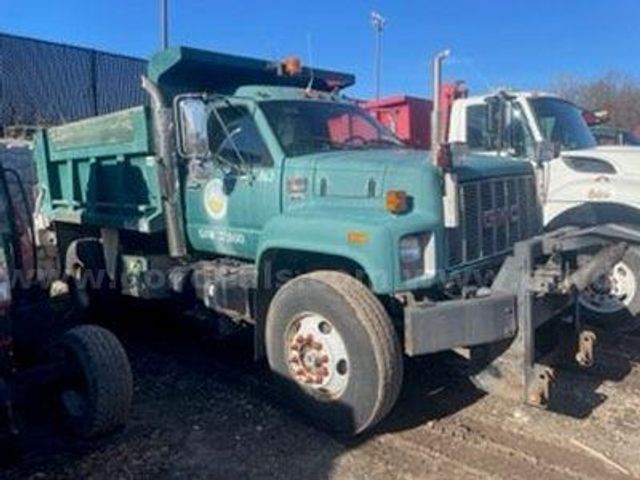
<box><xmin>4</xmin><ymin>302</ymin><xmax>640</xmax><ymax>480</ymax></box>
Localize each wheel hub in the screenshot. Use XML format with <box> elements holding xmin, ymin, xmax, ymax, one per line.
<box><xmin>286</xmin><ymin>314</ymin><xmax>349</xmax><ymax>398</ymax></box>
<box><xmin>579</xmin><ymin>261</ymin><xmax>637</xmax><ymax>315</ymax></box>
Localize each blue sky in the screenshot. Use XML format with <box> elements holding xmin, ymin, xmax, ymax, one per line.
<box><xmin>2</xmin><ymin>1</ymin><xmax>639</xmax><ymax>98</ymax></box>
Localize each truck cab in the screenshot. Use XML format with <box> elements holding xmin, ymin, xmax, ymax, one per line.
<box><xmin>33</xmin><ymin>47</ymin><xmax>640</xmax><ymax>435</ymax></box>
<box><xmin>443</xmin><ymin>91</ymin><xmax>640</xmax><ymax>321</ymax></box>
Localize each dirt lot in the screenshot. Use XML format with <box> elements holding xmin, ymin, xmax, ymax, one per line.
<box><xmin>5</xmin><ymin>303</ymin><xmax>640</xmax><ymax>480</ymax></box>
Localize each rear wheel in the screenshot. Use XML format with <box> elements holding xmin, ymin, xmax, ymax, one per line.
<box><xmin>265</xmin><ymin>271</ymin><xmax>403</xmax><ymax>435</ymax></box>
<box><xmin>57</xmin><ymin>325</ymin><xmax>132</xmax><ymax>438</ymax></box>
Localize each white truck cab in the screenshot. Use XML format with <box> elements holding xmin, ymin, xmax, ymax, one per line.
<box><xmin>448</xmin><ymin>91</ymin><xmax>640</xmax><ymax>321</ymax></box>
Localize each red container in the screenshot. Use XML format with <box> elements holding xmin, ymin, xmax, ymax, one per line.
<box><xmin>363</xmin><ymin>95</ymin><xmax>433</xmax><ymax>149</ymax></box>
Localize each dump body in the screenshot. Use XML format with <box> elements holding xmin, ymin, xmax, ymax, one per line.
<box><xmin>34</xmin><ymin>107</ymin><xmax>163</xmax><ymax>233</ymax></box>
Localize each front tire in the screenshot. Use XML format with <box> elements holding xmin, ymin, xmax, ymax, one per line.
<box><xmin>265</xmin><ymin>271</ymin><xmax>403</xmax><ymax>435</ymax></box>
<box><xmin>579</xmin><ymin>247</ymin><xmax>640</xmax><ymax>329</ymax></box>
<box><xmin>57</xmin><ymin>325</ymin><xmax>133</xmax><ymax>438</ymax></box>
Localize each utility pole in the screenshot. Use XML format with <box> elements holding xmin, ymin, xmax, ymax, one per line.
<box><xmin>370</xmin><ymin>11</ymin><xmax>386</xmax><ymax>100</ymax></box>
<box><xmin>160</xmin><ymin>0</ymin><xmax>169</xmax><ymax>50</ymax></box>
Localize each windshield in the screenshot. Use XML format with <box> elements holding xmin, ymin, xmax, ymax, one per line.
<box><xmin>529</xmin><ymin>97</ymin><xmax>597</xmax><ymax>151</ymax></box>
<box><xmin>260</xmin><ymin>100</ymin><xmax>404</xmax><ymax>157</ymax></box>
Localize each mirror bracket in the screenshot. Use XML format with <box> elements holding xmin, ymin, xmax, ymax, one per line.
<box><xmin>532</xmin><ymin>140</ymin><xmax>555</xmax><ymax>165</ymax></box>
<box><xmin>485</xmin><ymin>95</ymin><xmax>507</xmax><ymax>152</ymax></box>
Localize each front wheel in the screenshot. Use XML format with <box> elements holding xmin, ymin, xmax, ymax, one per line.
<box><xmin>579</xmin><ymin>247</ymin><xmax>640</xmax><ymax>329</ymax></box>
<box><xmin>265</xmin><ymin>271</ymin><xmax>403</xmax><ymax>435</ymax></box>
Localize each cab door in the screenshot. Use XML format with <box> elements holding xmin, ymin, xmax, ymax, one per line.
<box><xmin>184</xmin><ymin>100</ymin><xmax>280</xmax><ymax>258</ymax></box>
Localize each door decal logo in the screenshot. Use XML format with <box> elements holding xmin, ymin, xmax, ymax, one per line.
<box><xmin>204</xmin><ymin>179</ymin><xmax>228</xmax><ymax>220</ymax></box>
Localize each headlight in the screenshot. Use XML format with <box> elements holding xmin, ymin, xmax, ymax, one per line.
<box><xmin>399</xmin><ymin>233</ymin><xmax>430</xmax><ymax>280</ymax></box>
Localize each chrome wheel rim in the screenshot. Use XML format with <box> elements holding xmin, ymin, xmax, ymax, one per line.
<box><xmin>285</xmin><ymin>313</ymin><xmax>349</xmax><ymax>399</ymax></box>
<box><xmin>579</xmin><ymin>261</ymin><xmax>637</xmax><ymax>315</ymax></box>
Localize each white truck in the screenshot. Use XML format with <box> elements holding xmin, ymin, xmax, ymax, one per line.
<box><xmin>367</xmin><ymin>80</ymin><xmax>640</xmax><ymax>323</ymax></box>
<box><xmin>449</xmin><ymin>89</ymin><xmax>640</xmax><ymax>322</ymax></box>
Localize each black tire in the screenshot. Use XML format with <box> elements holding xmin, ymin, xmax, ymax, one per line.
<box><xmin>579</xmin><ymin>247</ymin><xmax>640</xmax><ymax>330</ymax></box>
<box><xmin>57</xmin><ymin>325</ymin><xmax>132</xmax><ymax>438</ymax></box>
<box><xmin>265</xmin><ymin>271</ymin><xmax>403</xmax><ymax>435</ymax></box>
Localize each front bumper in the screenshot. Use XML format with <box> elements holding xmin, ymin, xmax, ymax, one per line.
<box><xmin>404</xmin><ymin>292</ymin><xmax>517</xmax><ymax>356</ymax></box>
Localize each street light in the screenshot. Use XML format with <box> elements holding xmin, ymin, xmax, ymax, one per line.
<box><xmin>370</xmin><ymin>11</ymin><xmax>386</xmax><ymax>100</ymax></box>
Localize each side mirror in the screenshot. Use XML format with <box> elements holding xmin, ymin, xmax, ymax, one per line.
<box><xmin>176</xmin><ymin>96</ymin><xmax>210</xmax><ymax>159</ymax></box>
<box><xmin>485</xmin><ymin>95</ymin><xmax>506</xmax><ymax>150</ymax></box>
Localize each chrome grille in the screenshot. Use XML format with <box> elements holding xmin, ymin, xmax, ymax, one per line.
<box><xmin>446</xmin><ymin>175</ymin><xmax>541</xmax><ymax>268</ymax></box>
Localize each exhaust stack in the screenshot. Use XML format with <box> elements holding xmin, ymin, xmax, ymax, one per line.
<box><xmin>430</xmin><ymin>49</ymin><xmax>450</xmax><ymax>167</ymax></box>
<box><xmin>430</xmin><ymin>50</ymin><xmax>459</xmax><ymax>228</ymax></box>
<box><xmin>141</xmin><ymin>75</ymin><xmax>188</xmax><ymax>258</ymax></box>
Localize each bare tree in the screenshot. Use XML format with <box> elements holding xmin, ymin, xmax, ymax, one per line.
<box><xmin>553</xmin><ymin>72</ymin><xmax>640</xmax><ymax>131</ymax></box>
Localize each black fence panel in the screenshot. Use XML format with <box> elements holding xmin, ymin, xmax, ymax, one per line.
<box><xmin>0</xmin><ymin>33</ymin><xmax>146</xmax><ymax>129</ymax></box>
<box><xmin>95</xmin><ymin>51</ymin><xmax>146</xmax><ymax>115</ymax></box>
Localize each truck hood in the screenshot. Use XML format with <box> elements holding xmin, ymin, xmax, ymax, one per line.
<box><xmin>303</xmin><ymin>148</ymin><xmax>431</xmax><ymax>173</ymax></box>
<box><xmin>284</xmin><ymin>148</ymin><xmax>533</xmax><ymax>207</ymax></box>
<box><xmin>563</xmin><ymin>146</ymin><xmax>640</xmax><ymax>176</ymax></box>
<box><xmin>293</xmin><ymin>148</ymin><xmax>434</xmax><ymax>200</ymax></box>
<box><xmin>291</xmin><ymin>148</ymin><xmax>533</xmax><ymax>178</ymax></box>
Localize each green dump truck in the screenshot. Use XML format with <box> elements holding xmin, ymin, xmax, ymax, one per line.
<box><xmin>32</xmin><ymin>47</ymin><xmax>640</xmax><ymax>435</ymax></box>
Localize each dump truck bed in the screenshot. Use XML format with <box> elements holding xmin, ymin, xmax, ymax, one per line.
<box><xmin>34</xmin><ymin>106</ymin><xmax>165</xmax><ymax>233</ymax></box>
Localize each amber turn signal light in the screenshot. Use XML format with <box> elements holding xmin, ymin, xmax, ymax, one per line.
<box><xmin>282</xmin><ymin>56</ymin><xmax>302</xmax><ymax>76</ymax></box>
<box><xmin>385</xmin><ymin>190</ymin><xmax>408</xmax><ymax>214</ymax></box>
